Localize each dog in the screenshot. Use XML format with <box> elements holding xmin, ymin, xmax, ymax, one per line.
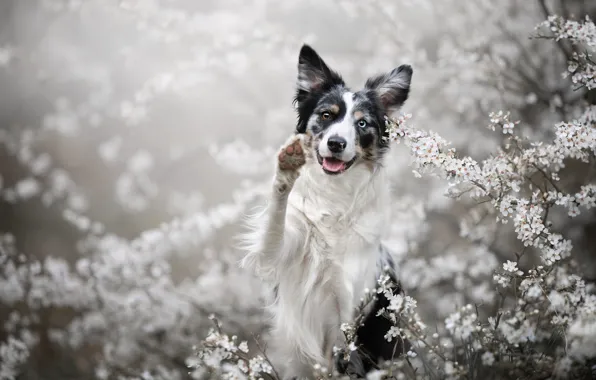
<box><xmin>240</xmin><ymin>44</ymin><xmax>413</xmax><ymax>379</ymax></box>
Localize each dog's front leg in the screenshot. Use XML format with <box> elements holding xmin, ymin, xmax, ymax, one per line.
<box><xmin>241</xmin><ymin>134</ymin><xmax>306</xmax><ymax>278</ymax></box>
<box><xmin>266</xmin><ymin>133</ymin><xmax>305</xmax><ymax>242</ymax></box>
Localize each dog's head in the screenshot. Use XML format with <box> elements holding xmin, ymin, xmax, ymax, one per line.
<box><xmin>293</xmin><ymin>45</ymin><xmax>412</xmax><ymax>175</ymax></box>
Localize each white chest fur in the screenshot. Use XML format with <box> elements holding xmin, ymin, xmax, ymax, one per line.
<box><xmin>286</xmin><ymin>180</ymin><xmax>384</xmax><ymax>308</ymax></box>
<box><xmin>267</xmin><ymin>163</ymin><xmax>391</xmax><ymax>367</ymax></box>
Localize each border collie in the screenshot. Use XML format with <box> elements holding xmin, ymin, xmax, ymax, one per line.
<box><xmin>241</xmin><ymin>44</ymin><xmax>413</xmax><ymax>379</ymax></box>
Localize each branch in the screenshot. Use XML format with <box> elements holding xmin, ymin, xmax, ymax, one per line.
<box><xmin>537</xmin><ymin>0</ymin><xmax>575</xmax><ymax>61</ymax></box>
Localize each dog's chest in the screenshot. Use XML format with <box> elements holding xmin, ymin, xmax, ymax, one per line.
<box><xmin>306</xmin><ymin>206</ymin><xmax>379</xmax><ymax>255</ymax></box>
<box><xmin>287</xmin><ymin>193</ymin><xmax>383</xmax><ymax>304</ymax></box>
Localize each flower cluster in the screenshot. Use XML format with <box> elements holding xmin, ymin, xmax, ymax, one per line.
<box><xmin>386</xmin><ymin>100</ymin><xmax>595</xmax><ymax>269</ymax></box>
<box><xmin>0</xmin><ymin>337</ymin><xmax>30</xmax><ymax>380</ymax></box>
<box><xmin>488</xmin><ymin>110</ymin><xmax>519</xmax><ymax>135</ymax></box>
<box><xmin>188</xmin><ymin>318</ymin><xmax>275</xmax><ymax>380</ymax></box>
<box><xmin>378</xmin><ymin>102</ymin><xmax>595</xmax><ymax>380</ymax></box>
<box><xmin>538</xmin><ymin>15</ymin><xmax>596</xmax><ymax>90</ymax></box>
<box><xmin>540</xmin><ymin>15</ymin><xmax>596</xmax><ymax>48</ymax></box>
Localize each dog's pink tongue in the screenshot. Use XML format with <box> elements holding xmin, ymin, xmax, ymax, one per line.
<box><xmin>323</xmin><ymin>158</ymin><xmax>346</xmax><ymax>172</ymax></box>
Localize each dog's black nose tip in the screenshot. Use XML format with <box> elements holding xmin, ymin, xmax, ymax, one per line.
<box><xmin>327</xmin><ymin>136</ymin><xmax>347</xmax><ymax>153</ymax></box>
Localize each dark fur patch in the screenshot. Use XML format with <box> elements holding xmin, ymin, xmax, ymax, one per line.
<box><xmin>309</xmin><ymin>88</ymin><xmax>349</xmax><ymax>135</ymax></box>
<box><xmin>359</xmin><ymin>133</ymin><xmax>375</xmax><ymax>149</ymax></box>
<box><xmin>294</xmin><ymin>45</ymin><xmax>345</xmax><ymax>134</ymax></box>
<box><xmin>337</xmin><ymin>245</ymin><xmax>408</xmax><ymax>377</ymax></box>
<box><xmin>351</xmin><ymin>92</ymin><xmax>389</xmax><ymax>157</ymax></box>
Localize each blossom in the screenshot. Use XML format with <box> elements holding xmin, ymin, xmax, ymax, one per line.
<box><xmin>502</xmin><ymin>122</ymin><xmax>514</xmax><ymax>134</ymax></box>
<box><xmin>493</xmin><ymin>274</ymin><xmax>510</xmax><ymax>287</ymax></box>
<box><xmin>481</xmin><ymin>351</ymin><xmax>495</xmax><ymax>366</ymax></box>
<box><xmin>384</xmin><ymin>326</ymin><xmax>400</xmax><ymax>342</ymax></box>
<box><xmin>503</xmin><ymin>260</ymin><xmax>518</xmax><ymax>273</ymax></box>
<box><xmin>0</xmin><ymin>337</ymin><xmax>29</xmax><ymax>380</ymax></box>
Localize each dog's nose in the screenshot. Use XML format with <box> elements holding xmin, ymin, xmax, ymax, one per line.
<box><xmin>327</xmin><ymin>136</ymin><xmax>347</xmax><ymax>153</ymax></box>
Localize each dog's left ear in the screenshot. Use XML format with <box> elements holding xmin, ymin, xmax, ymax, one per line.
<box><xmin>365</xmin><ymin>65</ymin><xmax>413</xmax><ymax>114</ymax></box>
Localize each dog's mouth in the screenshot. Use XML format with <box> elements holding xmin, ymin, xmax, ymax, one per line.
<box><xmin>316</xmin><ymin>152</ymin><xmax>356</xmax><ymax>175</ymax></box>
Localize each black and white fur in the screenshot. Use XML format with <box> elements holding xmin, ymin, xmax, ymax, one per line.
<box><xmin>240</xmin><ymin>44</ymin><xmax>413</xmax><ymax>379</ymax></box>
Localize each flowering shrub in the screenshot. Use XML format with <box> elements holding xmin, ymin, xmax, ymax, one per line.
<box><xmin>190</xmin><ymin>14</ymin><xmax>596</xmax><ymax>380</ymax></box>
<box><xmin>1</xmin><ymin>1</ymin><xmax>595</xmax><ymax>380</ymax></box>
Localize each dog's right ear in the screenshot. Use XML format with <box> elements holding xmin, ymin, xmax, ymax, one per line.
<box><xmin>295</xmin><ymin>45</ymin><xmax>344</xmax><ymax>103</ymax></box>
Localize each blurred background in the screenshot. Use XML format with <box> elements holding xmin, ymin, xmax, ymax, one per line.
<box><xmin>0</xmin><ymin>0</ymin><xmax>595</xmax><ymax>379</ymax></box>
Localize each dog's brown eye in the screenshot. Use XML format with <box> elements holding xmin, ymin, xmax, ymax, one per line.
<box><xmin>321</xmin><ymin>112</ymin><xmax>331</xmax><ymax>120</ymax></box>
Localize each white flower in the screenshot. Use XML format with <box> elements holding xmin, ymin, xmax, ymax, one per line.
<box><xmin>384</xmin><ymin>326</ymin><xmax>400</xmax><ymax>342</ymax></box>
<box><xmin>502</xmin><ymin>260</ymin><xmax>522</xmax><ymax>275</ymax></box>
<box><xmin>503</xmin><ymin>260</ymin><xmax>516</xmax><ymax>272</ymax></box>
<box><xmin>238</xmin><ymin>341</ymin><xmax>249</xmax><ymax>353</ymax></box>
<box><xmin>14</xmin><ymin>178</ymin><xmax>40</xmax><ymax>200</ymax></box>
<box><xmin>237</xmin><ymin>359</ymin><xmax>248</xmax><ymax>373</ymax></box>
<box><xmin>493</xmin><ymin>274</ymin><xmax>510</xmax><ymax>287</ymax></box>
<box><xmin>444</xmin><ymin>361</ymin><xmax>456</xmax><ymax>375</ymax></box>
<box><xmin>502</xmin><ymin>122</ymin><xmax>515</xmax><ymax>134</ymax></box>
<box><xmin>366</xmin><ymin>369</ymin><xmax>388</xmax><ymax>380</ymax></box>
<box><xmin>481</xmin><ymin>351</ymin><xmax>495</xmax><ymax>366</ymax></box>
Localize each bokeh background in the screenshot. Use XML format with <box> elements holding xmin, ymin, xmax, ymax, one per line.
<box><xmin>1</xmin><ymin>0</ymin><xmax>595</xmax><ymax>379</ymax></box>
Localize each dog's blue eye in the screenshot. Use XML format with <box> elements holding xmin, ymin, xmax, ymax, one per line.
<box><xmin>357</xmin><ymin>120</ymin><xmax>368</xmax><ymax>128</ymax></box>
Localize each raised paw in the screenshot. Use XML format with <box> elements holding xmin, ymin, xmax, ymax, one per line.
<box><xmin>278</xmin><ymin>137</ymin><xmax>306</xmax><ymax>171</ymax></box>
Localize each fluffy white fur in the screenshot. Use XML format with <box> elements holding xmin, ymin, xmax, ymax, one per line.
<box><xmin>240</xmin><ymin>134</ymin><xmax>391</xmax><ymax>379</ymax></box>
